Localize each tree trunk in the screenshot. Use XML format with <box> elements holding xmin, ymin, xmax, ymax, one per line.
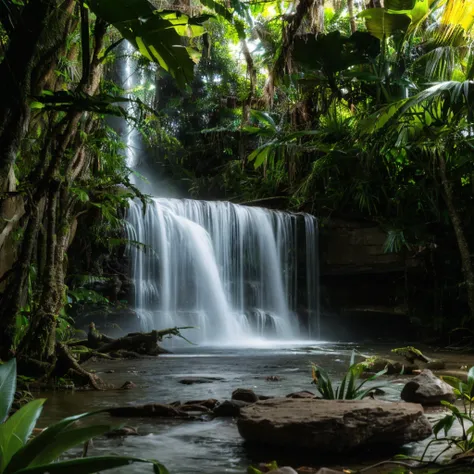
<box><xmin>0</xmin><ymin>0</ymin><xmax>75</xmax><ymax>193</ymax></box>
<box><xmin>348</xmin><ymin>0</ymin><xmax>357</xmax><ymax>34</ymax></box>
<box><xmin>438</xmin><ymin>154</ymin><xmax>474</xmax><ymax>322</ymax></box>
<box><xmin>240</xmin><ymin>40</ymin><xmax>256</xmax><ymax>163</ymax></box>
<box><xmin>1</xmin><ymin>15</ymin><xmax>106</xmax><ymax>362</ymax></box>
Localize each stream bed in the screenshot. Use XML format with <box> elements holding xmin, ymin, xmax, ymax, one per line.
<box><xmin>37</xmin><ymin>342</ymin><xmax>473</xmax><ymax>473</ymax></box>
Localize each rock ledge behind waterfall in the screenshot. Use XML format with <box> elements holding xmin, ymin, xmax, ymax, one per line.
<box><xmin>237</xmin><ymin>398</ymin><xmax>432</xmax><ymax>453</ymax></box>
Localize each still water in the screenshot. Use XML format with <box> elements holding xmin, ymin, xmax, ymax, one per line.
<box><xmin>37</xmin><ymin>342</ymin><xmax>470</xmax><ymax>473</ymax></box>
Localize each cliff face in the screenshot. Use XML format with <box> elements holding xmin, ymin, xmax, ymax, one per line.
<box><xmin>319</xmin><ymin>219</ymin><xmax>424</xmax><ymax>342</ymax></box>
<box><xmin>321</xmin><ymin>219</ymin><xmax>419</xmax><ymax>276</ymax></box>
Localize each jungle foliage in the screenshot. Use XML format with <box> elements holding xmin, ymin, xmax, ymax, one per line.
<box><xmin>150</xmin><ymin>0</ymin><xmax>474</xmax><ymax>336</ymax></box>
<box><xmin>2</xmin><ymin>0</ymin><xmax>474</xmax><ymax>372</ymax></box>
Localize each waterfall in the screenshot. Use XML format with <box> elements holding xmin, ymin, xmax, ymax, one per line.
<box><xmin>305</xmin><ymin>214</ymin><xmax>320</xmax><ymax>339</ymax></box>
<box><xmin>119</xmin><ymin>41</ymin><xmax>320</xmax><ymax>343</ymax></box>
<box><xmin>126</xmin><ymin>199</ymin><xmax>319</xmax><ymax>343</ymax></box>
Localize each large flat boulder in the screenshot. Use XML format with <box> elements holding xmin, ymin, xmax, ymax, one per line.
<box><xmin>237</xmin><ymin>398</ymin><xmax>431</xmax><ymax>453</ymax></box>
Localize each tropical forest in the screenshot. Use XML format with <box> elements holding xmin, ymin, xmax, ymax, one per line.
<box><xmin>3</xmin><ymin>0</ymin><xmax>474</xmax><ymax>472</ymax></box>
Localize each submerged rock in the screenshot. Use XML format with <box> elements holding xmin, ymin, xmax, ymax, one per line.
<box><xmin>286</xmin><ymin>391</ymin><xmax>316</xmax><ymax>399</ymax></box>
<box><xmin>232</xmin><ymin>388</ymin><xmax>259</xmax><ymax>403</ymax></box>
<box><xmin>178</xmin><ymin>377</ymin><xmax>223</xmax><ymax>385</ymax></box>
<box><xmin>105</xmin><ymin>426</ymin><xmax>139</xmax><ymax>437</ymax></box>
<box><xmin>183</xmin><ymin>399</ymin><xmax>219</xmax><ymax>410</ymax></box>
<box><xmin>213</xmin><ymin>400</ymin><xmax>249</xmax><ymax>417</ymax></box>
<box><xmin>237</xmin><ymin>398</ymin><xmax>432</xmax><ymax>452</ymax></box>
<box><xmin>401</xmin><ymin>369</ymin><xmax>455</xmax><ymax>405</ymax></box>
<box><xmin>266</xmin><ymin>375</ymin><xmax>282</xmax><ymax>382</ymax></box>
<box><xmin>107</xmin><ymin>403</ymin><xmax>185</xmax><ymax>418</ymax></box>
<box><xmin>120</xmin><ymin>381</ymin><xmax>136</xmax><ymax>390</ymax></box>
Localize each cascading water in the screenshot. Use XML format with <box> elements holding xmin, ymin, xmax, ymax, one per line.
<box><xmin>126</xmin><ymin>199</ymin><xmax>319</xmax><ymax>343</ymax></box>
<box><xmin>120</xmin><ymin>42</ymin><xmax>320</xmax><ymax>343</ymax></box>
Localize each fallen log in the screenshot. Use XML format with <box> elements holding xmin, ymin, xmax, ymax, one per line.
<box><xmin>68</xmin><ymin>325</ymin><xmax>192</xmax><ymax>356</ymax></box>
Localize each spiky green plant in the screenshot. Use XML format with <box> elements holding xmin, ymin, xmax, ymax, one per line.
<box><xmin>311</xmin><ymin>350</ymin><xmax>387</xmax><ymax>400</ymax></box>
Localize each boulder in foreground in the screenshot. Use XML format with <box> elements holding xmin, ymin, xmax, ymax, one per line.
<box><xmin>401</xmin><ymin>369</ymin><xmax>455</xmax><ymax>405</ymax></box>
<box><xmin>237</xmin><ymin>398</ymin><xmax>431</xmax><ymax>453</ymax></box>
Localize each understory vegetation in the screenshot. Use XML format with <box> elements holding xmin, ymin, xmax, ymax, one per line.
<box><xmin>0</xmin><ymin>359</ymin><xmax>169</xmax><ymax>473</ymax></box>
<box><xmin>0</xmin><ymin>0</ymin><xmax>474</xmax><ymax>383</ymax></box>
<box><xmin>4</xmin><ymin>0</ymin><xmax>474</xmax><ymax>472</ymax></box>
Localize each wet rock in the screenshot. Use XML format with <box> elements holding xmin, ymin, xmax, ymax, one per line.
<box><xmin>213</xmin><ymin>400</ymin><xmax>249</xmax><ymax>417</ymax></box>
<box><xmin>105</xmin><ymin>426</ymin><xmax>139</xmax><ymax>437</ymax></box>
<box><xmin>178</xmin><ymin>377</ymin><xmax>223</xmax><ymax>385</ymax></box>
<box><xmin>237</xmin><ymin>398</ymin><xmax>432</xmax><ymax>452</ymax></box>
<box><xmin>107</xmin><ymin>403</ymin><xmax>185</xmax><ymax>418</ymax></box>
<box><xmin>183</xmin><ymin>399</ymin><xmax>219</xmax><ymax>410</ymax></box>
<box><xmin>232</xmin><ymin>388</ymin><xmax>259</xmax><ymax>403</ymax></box>
<box><xmin>179</xmin><ymin>404</ymin><xmax>211</xmax><ymax>413</ymax></box>
<box><xmin>363</xmin><ymin>357</ymin><xmax>418</xmax><ymax>375</ymax></box>
<box><xmin>120</xmin><ymin>381</ymin><xmax>136</xmax><ymax>390</ymax></box>
<box><xmin>401</xmin><ymin>369</ymin><xmax>455</xmax><ymax>405</ymax></box>
<box><xmin>266</xmin><ymin>375</ymin><xmax>282</xmax><ymax>382</ymax></box>
<box><xmin>105</xmin><ymin>369</ymin><xmax>115</xmax><ymax>374</ymax></box>
<box><xmin>257</xmin><ymin>394</ymin><xmax>274</xmax><ymax>401</ymax></box>
<box><xmin>286</xmin><ymin>391</ymin><xmax>316</xmax><ymax>399</ymax></box>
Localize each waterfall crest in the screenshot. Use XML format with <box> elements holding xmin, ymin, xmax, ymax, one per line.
<box><xmin>126</xmin><ymin>198</ymin><xmax>319</xmax><ymax>344</ymax></box>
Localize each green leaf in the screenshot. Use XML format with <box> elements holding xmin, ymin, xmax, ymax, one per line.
<box><xmin>14</xmin><ymin>456</ymin><xmax>167</xmax><ymax>474</ymax></box>
<box><xmin>250</xmin><ymin>110</ymin><xmax>277</xmax><ymax>131</ymax></box>
<box><xmin>358</xmin><ymin>8</ymin><xmax>411</xmax><ymax>40</ymax></box>
<box><xmin>0</xmin><ymin>359</ymin><xmax>17</xmax><ymax>423</ymax></box>
<box><xmin>467</xmin><ymin>366</ymin><xmax>474</xmax><ymax>385</ymax></box>
<box><xmin>4</xmin><ymin>410</ymin><xmax>108</xmax><ymax>473</ymax></box>
<box><xmin>253</xmin><ymin>146</ymin><xmax>271</xmax><ymax>169</ymax></box>
<box><xmin>30</xmin><ymin>102</ymin><xmax>45</xmax><ymax>109</ymax></box>
<box><xmin>29</xmin><ymin>425</ymin><xmax>117</xmax><ymax>466</ymax></box>
<box><xmin>71</xmin><ymin>187</ymin><xmax>89</xmax><ymax>202</ymax></box>
<box><xmin>441</xmin><ymin>375</ymin><xmax>465</xmax><ymax>391</ymax></box>
<box><xmin>0</xmin><ymin>399</ymin><xmax>46</xmax><ymax>472</ymax></box>
<box><xmin>87</xmin><ymin>0</ymin><xmax>200</xmax><ymax>87</ymax></box>
<box><xmin>409</xmin><ymin>0</ymin><xmax>429</xmax><ymax>25</ymax></box>
<box><xmin>247</xmin><ymin>467</ymin><xmax>264</xmax><ymax>474</ymax></box>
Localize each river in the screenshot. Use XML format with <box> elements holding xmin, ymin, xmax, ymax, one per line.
<box><xmin>35</xmin><ymin>342</ymin><xmax>473</xmax><ymax>473</ymax></box>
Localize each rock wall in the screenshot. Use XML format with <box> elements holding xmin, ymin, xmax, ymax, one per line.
<box><xmin>319</xmin><ymin>218</ymin><xmax>423</xmax><ymax>342</ymax></box>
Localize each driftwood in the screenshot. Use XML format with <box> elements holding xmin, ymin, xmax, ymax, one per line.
<box><xmin>96</xmin><ymin>330</ymin><xmax>166</xmax><ymax>355</ymax></box>
<box><xmin>69</xmin><ymin>325</ymin><xmax>192</xmax><ymax>357</ymax></box>
<box><xmin>391</xmin><ymin>346</ymin><xmax>431</xmax><ymax>364</ymax></box>
<box><xmin>16</xmin><ymin>326</ymin><xmax>192</xmax><ymax>392</ymax></box>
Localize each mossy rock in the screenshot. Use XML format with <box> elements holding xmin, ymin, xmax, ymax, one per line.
<box><xmin>363</xmin><ymin>357</ymin><xmax>418</xmax><ymax>375</ymax></box>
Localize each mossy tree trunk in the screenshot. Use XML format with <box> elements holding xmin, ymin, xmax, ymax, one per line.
<box><xmin>0</xmin><ymin>8</ymin><xmax>106</xmax><ymax>363</ymax></box>
<box><xmin>438</xmin><ymin>154</ymin><xmax>474</xmax><ymax>323</ymax></box>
